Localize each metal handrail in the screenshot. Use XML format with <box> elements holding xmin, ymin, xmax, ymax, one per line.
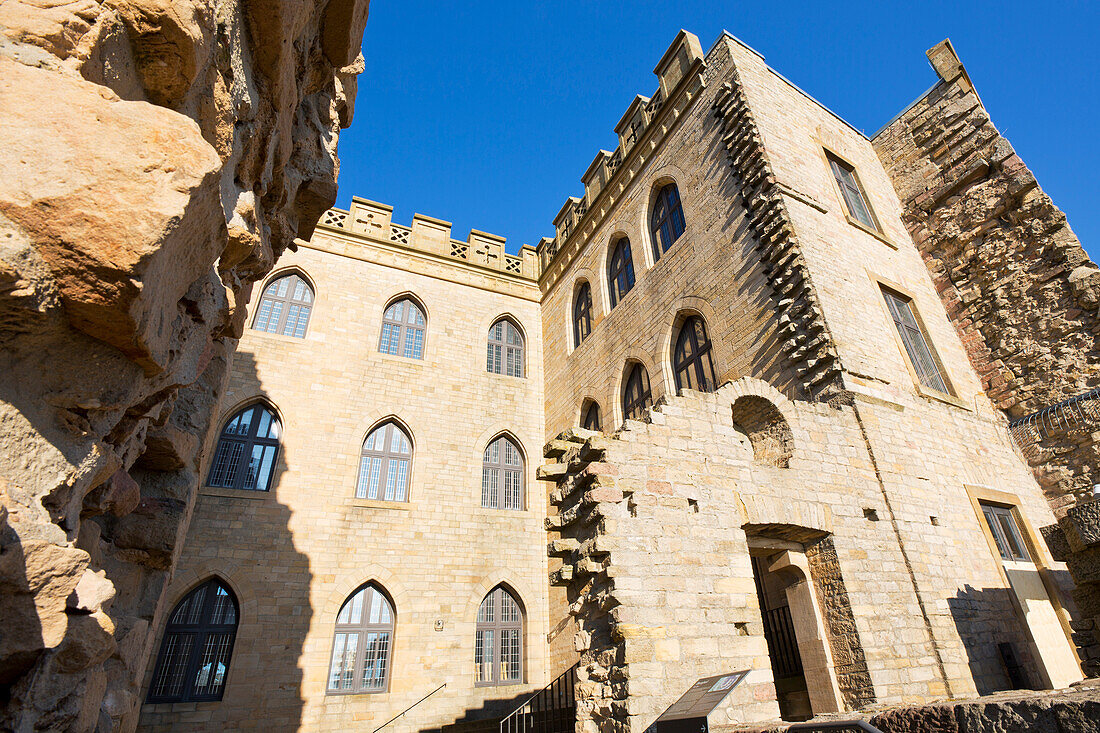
<box><xmin>499</xmin><ymin>663</ymin><xmax>578</xmax><ymax>733</ymax></box>
<box><xmin>372</xmin><ymin>683</ymin><xmax>446</xmax><ymax>733</ymax></box>
<box><xmin>784</xmin><ymin>722</ymin><xmax>885</xmax><ymax>733</ymax></box>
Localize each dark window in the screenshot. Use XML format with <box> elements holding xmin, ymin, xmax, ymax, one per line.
<box><xmin>147</xmin><ymin>579</ymin><xmax>238</xmax><ymax>703</ymax></box>
<box><xmin>253</xmin><ymin>273</ymin><xmax>314</xmax><ymax>338</ymax></box>
<box><xmin>622</xmin><ymin>363</ymin><xmax>652</xmax><ymax>421</ymax></box>
<box><xmin>327</xmin><ymin>584</ymin><xmax>395</xmax><ymax>693</ymax></box>
<box><xmin>608</xmin><ymin>237</ymin><xmax>636</xmax><ymax>307</ymax></box>
<box><xmin>828</xmin><ymin>155</ymin><xmax>876</xmax><ymax>230</ymax></box>
<box><xmin>980</xmin><ymin>504</ymin><xmax>1031</xmax><ymax>562</ymax></box>
<box><xmin>650</xmin><ymin>183</ymin><xmax>686</xmax><ymax>261</ymax></box>
<box><xmin>475</xmin><ymin>586</ymin><xmax>523</xmax><ymax>686</ymax></box>
<box><xmin>582</xmin><ymin>401</ymin><xmax>601</xmax><ymax>431</ymax></box>
<box><xmin>206</xmin><ymin>404</ymin><xmax>281</xmax><ymax>492</ymax></box>
<box><xmin>673</xmin><ymin>316</ymin><xmax>717</xmax><ymax>393</ymax></box>
<box><xmin>573</xmin><ymin>283</ymin><xmax>592</xmax><ymax>347</ymax></box>
<box><xmin>487</xmin><ymin>320</ymin><xmax>524</xmax><ymax>377</ymax></box>
<box><xmin>881</xmin><ymin>288</ymin><xmax>950</xmax><ymax>394</ymax></box>
<box><xmin>482</xmin><ymin>436</ymin><xmax>524</xmax><ymax>510</ymax></box>
<box><xmin>379</xmin><ymin>298</ymin><xmax>426</xmax><ymax>359</ymax></box>
<box><xmin>357</xmin><ymin>422</ymin><xmax>412</xmax><ymax>501</ymax></box>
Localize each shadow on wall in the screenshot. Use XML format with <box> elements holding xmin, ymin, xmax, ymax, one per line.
<box><xmin>418</xmin><ymin>688</ymin><xmax>536</xmax><ymax>733</ymax></box>
<box><xmin>137</xmin><ymin>347</ymin><xmax>312</xmax><ymax>731</ymax></box>
<box><xmin>948</xmin><ymin>584</ymin><xmax>1041</xmax><ymax>695</ymax></box>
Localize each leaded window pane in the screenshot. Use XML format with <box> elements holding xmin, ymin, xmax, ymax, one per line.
<box><xmin>379</xmin><ymin>298</ymin><xmax>426</xmax><ymax>360</ymax></box>
<box><xmin>608</xmin><ymin>238</ymin><xmax>636</xmax><ymax>307</ymax></box>
<box><xmin>573</xmin><ymin>282</ymin><xmax>592</xmax><ymax>347</ymax></box>
<box><xmin>475</xmin><ymin>587</ymin><xmax>523</xmax><ymax>686</ymax></box>
<box><xmin>582</xmin><ymin>402</ymin><xmax>601</xmax><ymax>431</ymax></box>
<box><xmin>206</xmin><ymin>405</ymin><xmax>280</xmax><ymax>492</ymax></box>
<box><xmin>650</xmin><ymin>184</ymin><xmax>686</xmax><ymax>261</ymax></box>
<box><xmin>482</xmin><ymin>437</ymin><xmax>524</xmax><ymax>510</ymax></box>
<box><xmin>148</xmin><ymin>579</ymin><xmax>238</xmax><ymax>703</ymax></box>
<box><xmin>673</xmin><ymin>317</ymin><xmax>717</xmax><ymax>393</ymax></box>
<box><xmin>623</xmin><ymin>363</ymin><xmax>652</xmax><ymax>421</ymax></box>
<box><xmin>329</xmin><ymin>584</ymin><xmax>395</xmax><ymax>694</ymax></box>
<box><xmin>358</xmin><ymin>423</ymin><xmax>412</xmax><ymax>502</ymax></box>
<box><xmin>252</xmin><ymin>273</ymin><xmax>314</xmax><ymax>338</ymax></box>
<box><xmin>488</xmin><ymin>320</ymin><xmax>524</xmax><ymax>377</ymax></box>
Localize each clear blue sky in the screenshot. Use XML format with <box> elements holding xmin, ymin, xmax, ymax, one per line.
<box><xmin>336</xmin><ymin>1</ymin><xmax>1099</xmax><ymax>260</ymax></box>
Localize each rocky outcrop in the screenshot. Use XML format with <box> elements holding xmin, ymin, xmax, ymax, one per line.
<box><xmin>0</xmin><ymin>0</ymin><xmax>368</xmax><ymax>728</ymax></box>
<box><xmin>873</xmin><ymin>40</ymin><xmax>1100</xmax><ymax>676</ymax></box>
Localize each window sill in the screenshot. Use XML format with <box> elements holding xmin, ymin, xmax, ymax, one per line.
<box><xmin>844</xmin><ymin>215</ymin><xmax>897</xmax><ymax>250</ymax></box>
<box><xmin>200</xmin><ymin>486</ymin><xmax>270</xmax><ymax>500</ymax></box>
<box><xmin>474</xmin><ymin>680</ymin><xmax>527</xmax><ymax>689</ymax></box>
<box><xmin>377</xmin><ymin>351</ymin><xmax>426</xmax><ymax>366</ymax></box>
<box><xmin>324</xmin><ymin>688</ymin><xmax>389</xmax><ymax>697</ymax></box>
<box><xmin>915</xmin><ymin>383</ymin><xmax>971</xmax><ymax>411</ymax></box>
<box><xmin>486</xmin><ymin>371</ymin><xmax>526</xmax><ymax>381</ymax></box>
<box><xmin>246</xmin><ymin>328</ymin><xmax>310</xmax><ymax>345</ymax></box>
<box><xmin>472</xmin><ymin>506</ymin><xmax>528</xmax><ymax>516</ymax></box>
<box><xmin>349</xmin><ymin>498</ymin><xmax>411</xmax><ymax>510</ymax></box>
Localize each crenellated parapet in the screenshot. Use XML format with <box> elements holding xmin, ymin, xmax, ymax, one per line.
<box><xmin>537</xmin><ymin>30</ymin><xmax>707</xmax><ymax>283</ymax></box>
<box><xmin>317</xmin><ymin>196</ymin><xmax>540</xmax><ymax>280</ymax></box>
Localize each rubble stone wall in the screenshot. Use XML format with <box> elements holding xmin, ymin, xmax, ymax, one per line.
<box><xmin>0</xmin><ymin>0</ymin><xmax>369</xmax><ymax>728</ymax></box>
<box><xmin>873</xmin><ymin>40</ymin><xmax>1100</xmax><ymax>675</ymax></box>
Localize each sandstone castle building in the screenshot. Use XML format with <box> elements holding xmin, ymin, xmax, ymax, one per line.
<box><xmin>130</xmin><ymin>30</ymin><xmax>1100</xmax><ymax>732</ymax></box>
<box><xmin>2</xmin><ymin>14</ymin><xmax>1097</xmax><ymax>733</ymax></box>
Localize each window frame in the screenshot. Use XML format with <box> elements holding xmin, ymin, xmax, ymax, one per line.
<box><xmin>581</xmin><ymin>401</ymin><xmax>601</xmax><ymax>432</ymax></box>
<box><xmin>357</xmin><ymin>421</ymin><xmax>413</xmax><ymax>502</ymax></box>
<box><xmin>487</xmin><ymin>318</ymin><xmax>525</xmax><ymax>378</ymax></box>
<box><xmin>481</xmin><ymin>435</ymin><xmax>525</xmax><ymax>510</ymax></box>
<box><xmin>622</xmin><ymin>362</ymin><xmax>653</xmax><ymax>422</ymax></box>
<box><xmin>474</xmin><ymin>586</ymin><xmax>525</xmax><ymax>687</ymax></box>
<box><xmin>146</xmin><ymin>578</ymin><xmax>239</xmax><ymax>704</ymax></box>
<box><xmin>205</xmin><ymin>403</ymin><xmax>281</xmax><ymax>492</ymax></box>
<box><xmin>980</xmin><ymin>503</ymin><xmax>1032</xmax><ymax>563</ymax></box>
<box><xmin>378</xmin><ymin>297</ymin><xmax>427</xmax><ymax>360</ymax></box>
<box><xmin>252</xmin><ymin>271</ymin><xmax>315</xmax><ymax>339</ymax></box>
<box><xmin>649</xmin><ymin>183</ymin><xmax>686</xmax><ymax>262</ymax></box>
<box><xmin>878</xmin><ymin>284</ymin><xmax>954</xmax><ymax>397</ymax></box>
<box><xmin>608</xmin><ymin>236</ymin><xmax>636</xmax><ymax>307</ymax></box>
<box><xmin>673</xmin><ymin>316</ymin><xmax>718</xmax><ymax>393</ymax></box>
<box><xmin>824</xmin><ymin>150</ymin><xmax>881</xmax><ymax>235</ymax></box>
<box><xmin>573</xmin><ymin>282</ymin><xmax>593</xmax><ymax>347</ymax></box>
<box><xmin>326</xmin><ymin>583</ymin><xmax>396</xmax><ymax>695</ymax></box>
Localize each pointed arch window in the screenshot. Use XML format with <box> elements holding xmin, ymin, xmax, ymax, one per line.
<box><xmin>327</xmin><ymin>584</ymin><xmax>395</xmax><ymax>694</ymax></box>
<box><xmin>608</xmin><ymin>237</ymin><xmax>636</xmax><ymax>307</ymax></box>
<box><xmin>475</xmin><ymin>586</ymin><xmax>524</xmax><ymax>686</ymax></box>
<box><xmin>673</xmin><ymin>316</ymin><xmax>717</xmax><ymax>393</ymax></box>
<box><xmin>487</xmin><ymin>319</ymin><xmax>524</xmax><ymax>377</ymax></box>
<box><xmin>379</xmin><ymin>298</ymin><xmax>426</xmax><ymax>359</ymax></box>
<box><xmin>207</xmin><ymin>404</ymin><xmax>281</xmax><ymax>492</ymax></box>
<box><xmin>253</xmin><ymin>273</ymin><xmax>313</xmax><ymax>338</ymax></box>
<box><xmin>147</xmin><ymin>578</ymin><xmax>238</xmax><ymax>703</ymax></box>
<box><xmin>582</xmin><ymin>401</ymin><xmax>601</xmax><ymax>431</ymax></box>
<box><xmin>650</xmin><ymin>183</ymin><xmax>686</xmax><ymax>261</ymax></box>
<box><xmin>482</xmin><ymin>436</ymin><xmax>524</xmax><ymax>510</ymax></box>
<box><xmin>622</xmin><ymin>363</ymin><xmax>652</xmax><ymax>421</ymax></box>
<box><xmin>573</xmin><ymin>282</ymin><xmax>592</xmax><ymax>347</ymax></box>
<box><xmin>357</xmin><ymin>422</ymin><xmax>412</xmax><ymax>501</ymax></box>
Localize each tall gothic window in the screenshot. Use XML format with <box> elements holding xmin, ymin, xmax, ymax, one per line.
<box><xmin>673</xmin><ymin>316</ymin><xmax>717</xmax><ymax>393</ymax></box>
<box><xmin>881</xmin><ymin>287</ymin><xmax>950</xmax><ymax>394</ymax></box>
<box><xmin>650</xmin><ymin>183</ymin><xmax>686</xmax><ymax>261</ymax></box>
<box><xmin>327</xmin><ymin>584</ymin><xmax>395</xmax><ymax>694</ymax></box>
<box><xmin>608</xmin><ymin>237</ymin><xmax>636</xmax><ymax>307</ymax></box>
<box><xmin>147</xmin><ymin>579</ymin><xmax>238</xmax><ymax>703</ymax></box>
<box><xmin>252</xmin><ymin>273</ymin><xmax>314</xmax><ymax>338</ymax></box>
<box><xmin>582</xmin><ymin>401</ymin><xmax>601</xmax><ymax>431</ymax></box>
<box><xmin>482</xmin><ymin>436</ymin><xmax>524</xmax><ymax>510</ymax></box>
<box><xmin>357</xmin><ymin>422</ymin><xmax>412</xmax><ymax>501</ymax></box>
<box><xmin>828</xmin><ymin>154</ymin><xmax>877</xmax><ymax>231</ymax></box>
<box><xmin>379</xmin><ymin>298</ymin><xmax>426</xmax><ymax>359</ymax></box>
<box><xmin>475</xmin><ymin>586</ymin><xmax>523</xmax><ymax>686</ymax></box>
<box><xmin>573</xmin><ymin>282</ymin><xmax>592</xmax><ymax>347</ymax></box>
<box><xmin>206</xmin><ymin>404</ymin><xmax>281</xmax><ymax>492</ymax></box>
<box><xmin>487</xmin><ymin>319</ymin><xmax>524</xmax><ymax>377</ymax></box>
<box><xmin>622</xmin><ymin>363</ymin><xmax>652</xmax><ymax>421</ymax></box>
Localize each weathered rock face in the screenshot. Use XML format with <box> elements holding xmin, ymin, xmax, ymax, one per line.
<box><xmin>0</xmin><ymin>0</ymin><xmax>368</xmax><ymax>727</ymax></box>
<box><xmin>873</xmin><ymin>41</ymin><xmax>1100</xmax><ymax>676</ymax></box>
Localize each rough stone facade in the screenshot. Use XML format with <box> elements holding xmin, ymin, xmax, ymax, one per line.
<box><xmin>873</xmin><ymin>41</ymin><xmax>1100</xmax><ymax>676</ymax></box>
<box><xmin>0</xmin><ymin>0</ymin><xmax>369</xmax><ymax>728</ymax></box>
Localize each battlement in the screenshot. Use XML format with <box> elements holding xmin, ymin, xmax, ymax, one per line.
<box><xmin>317</xmin><ymin>197</ymin><xmax>540</xmax><ymax>279</ymax></box>
<box><xmin>536</xmin><ymin>29</ymin><xmax>707</xmax><ymax>277</ymax></box>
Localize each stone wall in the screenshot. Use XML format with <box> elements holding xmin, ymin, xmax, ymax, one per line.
<box><xmin>873</xmin><ymin>40</ymin><xmax>1100</xmax><ymax>675</ymax></box>
<box><xmin>0</xmin><ymin>0</ymin><xmax>369</xmax><ymax>728</ymax></box>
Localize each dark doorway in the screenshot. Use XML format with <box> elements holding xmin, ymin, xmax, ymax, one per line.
<box><xmin>751</xmin><ymin>554</ymin><xmax>811</xmax><ymax>721</ymax></box>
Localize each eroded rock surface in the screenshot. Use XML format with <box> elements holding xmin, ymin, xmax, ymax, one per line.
<box><xmin>0</xmin><ymin>0</ymin><xmax>368</xmax><ymax>728</ymax></box>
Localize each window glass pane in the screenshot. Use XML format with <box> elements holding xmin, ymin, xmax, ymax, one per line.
<box><xmin>982</xmin><ymin>507</ymin><xmax>1011</xmax><ymax>560</ymax></box>
<box><xmin>361</xmin><ymin>632</ymin><xmax>390</xmax><ymax>690</ymax></box>
<box><xmin>191</xmin><ymin>633</ymin><xmax>233</xmax><ymax>697</ymax></box>
<box><xmin>475</xmin><ymin>630</ymin><xmax>492</xmax><ymax>683</ymax></box>
<box><xmin>211</xmin><ymin>586</ymin><xmax>235</xmax><ymax>625</ymax></box>
<box><xmin>996</xmin><ymin>512</ymin><xmax>1030</xmax><ymax>561</ymax></box>
<box><xmin>293</xmin><ymin>307</ymin><xmax>310</xmax><ymax>338</ymax></box>
<box><xmin>208</xmin><ymin>440</ymin><xmax>244</xmax><ymax>487</ymax></box>
<box><xmin>151</xmin><ymin>634</ymin><xmax>194</xmax><ymax>698</ymax></box>
<box><xmin>481</xmin><ymin>467</ymin><xmax>493</xmax><ymax>507</ymax></box>
<box><xmin>501</xmin><ymin>629</ymin><xmax>521</xmax><ymax>681</ymax></box>
<box><xmin>329</xmin><ymin>632</ymin><xmax>358</xmax><ymax>690</ymax></box>
<box><xmin>265</xmin><ymin>301</ymin><xmax>284</xmax><ymax>333</ymax></box>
